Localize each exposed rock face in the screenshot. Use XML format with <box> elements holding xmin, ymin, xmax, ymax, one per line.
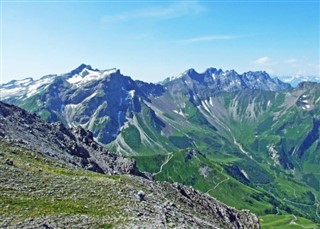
<box><xmin>0</xmin><ymin>101</ymin><xmax>139</xmax><ymax>175</ymax></box>
<box><xmin>158</xmin><ymin>181</ymin><xmax>260</xmax><ymax>228</ymax></box>
<box><xmin>163</xmin><ymin>68</ymin><xmax>291</xmax><ymax>99</ymax></box>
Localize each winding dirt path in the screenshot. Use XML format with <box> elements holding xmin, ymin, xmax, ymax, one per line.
<box><xmin>153</xmin><ymin>153</ymin><xmax>174</xmax><ymax>176</ymax></box>
<box><xmin>206</xmin><ymin>177</ymin><xmax>230</xmax><ymax>194</ymax></box>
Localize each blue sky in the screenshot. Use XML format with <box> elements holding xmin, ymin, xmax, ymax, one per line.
<box><xmin>1</xmin><ymin>1</ymin><xmax>319</xmax><ymax>83</ymax></box>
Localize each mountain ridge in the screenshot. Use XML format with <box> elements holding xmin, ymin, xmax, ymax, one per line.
<box><xmin>0</xmin><ymin>64</ymin><xmax>291</xmax><ymax>147</ymax></box>
<box><xmin>163</xmin><ymin>67</ymin><xmax>291</xmax><ymax>92</ymax></box>
<box><xmin>1</xmin><ymin>64</ymin><xmax>291</xmax><ymax>99</ymax></box>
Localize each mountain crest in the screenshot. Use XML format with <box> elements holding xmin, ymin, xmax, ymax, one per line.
<box><xmin>69</xmin><ymin>63</ymin><xmax>94</xmax><ymax>74</ymax></box>
<box><xmin>164</xmin><ymin>66</ymin><xmax>291</xmax><ymax>93</ymax></box>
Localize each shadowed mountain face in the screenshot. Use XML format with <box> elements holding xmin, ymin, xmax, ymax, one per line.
<box><xmin>1</xmin><ymin>65</ymin><xmax>164</xmax><ymax>146</ymax></box>
<box><xmin>1</xmin><ymin>65</ymin><xmax>320</xmax><ymax>225</ymax></box>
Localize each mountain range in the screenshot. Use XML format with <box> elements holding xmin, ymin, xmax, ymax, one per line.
<box><xmin>1</xmin><ymin>64</ymin><xmax>319</xmax><ymax>228</ymax></box>
<box><xmin>279</xmin><ymin>75</ymin><xmax>320</xmax><ymax>87</ymax></box>
<box><xmin>0</xmin><ymin>64</ymin><xmax>292</xmax><ymax>149</ymax></box>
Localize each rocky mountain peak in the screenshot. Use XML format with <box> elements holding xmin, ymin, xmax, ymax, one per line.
<box><xmin>186</xmin><ymin>68</ymin><xmax>197</xmax><ymax>76</ymax></box>
<box><xmin>225</xmin><ymin>69</ymin><xmax>238</xmax><ymax>75</ymax></box>
<box><xmin>204</xmin><ymin>67</ymin><xmax>220</xmax><ymax>74</ymax></box>
<box><xmin>70</xmin><ymin>63</ymin><xmax>94</xmax><ymax>75</ymax></box>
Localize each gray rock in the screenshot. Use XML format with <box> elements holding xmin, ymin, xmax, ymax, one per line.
<box><xmin>0</xmin><ymin>102</ymin><xmax>142</xmax><ymax>177</ymax></box>
<box><xmin>137</xmin><ymin>190</ymin><xmax>145</xmax><ymax>201</ymax></box>
<box><xmin>5</xmin><ymin>159</ymin><xmax>13</xmax><ymax>166</ymax></box>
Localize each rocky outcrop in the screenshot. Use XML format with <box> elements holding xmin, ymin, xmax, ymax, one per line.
<box><xmin>0</xmin><ymin>101</ymin><xmax>139</xmax><ymax>175</ymax></box>
<box><xmin>159</xmin><ymin>181</ymin><xmax>260</xmax><ymax>228</ymax></box>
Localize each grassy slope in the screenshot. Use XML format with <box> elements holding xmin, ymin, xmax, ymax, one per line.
<box><xmin>214</xmin><ymin>89</ymin><xmax>320</xmax><ymax>224</ymax></box>
<box><xmin>0</xmin><ymin>140</ymin><xmax>136</xmax><ymax>228</ymax></box>
<box><xmin>135</xmin><ymin>151</ymin><xmax>270</xmax><ymax>213</ymax></box>
<box><xmin>261</xmin><ymin>215</ymin><xmax>319</xmax><ymax>229</ymax></box>
<box><xmin>134</xmin><ymin>149</ymin><xmax>320</xmax><ymax>228</ymax></box>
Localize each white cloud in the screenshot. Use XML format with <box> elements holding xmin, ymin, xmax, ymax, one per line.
<box><xmin>252</xmin><ymin>56</ymin><xmax>278</xmax><ymax>74</ymax></box>
<box><xmin>177</xmin><ymin>35</ymin><xmax>242</xmax><ymax>44</ymax></box>
<box><xmin>285</xmin><ymin>58</ymin><xmax>297</xmax><ymax>64</ymax></box>
<box><xmin>254</xmin><ymin>56</ymin><xmax>272</xmax><ymax>65</ymax></box>
<box><xmin>101</xmin><ymin>2</ymin><xmax>205</xmax><ymax>24</ymax></box>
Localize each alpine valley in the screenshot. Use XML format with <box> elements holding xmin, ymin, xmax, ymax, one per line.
<box><xmin>1</xmin><ymin>64</ymin><xmax>320</xmax><ymax>228</ymax></box>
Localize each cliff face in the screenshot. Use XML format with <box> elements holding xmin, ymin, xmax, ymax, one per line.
<box><xmin>0</xmin><ymin>101</ymin><xmax>260</xmax><ymax>228</ymax></box>
<box><xmin>0</xmin><ymin>101</ymin><xmax>140</xmax><ymax>175</ymax></box>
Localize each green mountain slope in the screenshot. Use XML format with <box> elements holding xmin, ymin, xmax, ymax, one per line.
<box><xmin>135</xmin><ymin>149</ymin><xmax>320</xmax><ymax>228</ymax></box>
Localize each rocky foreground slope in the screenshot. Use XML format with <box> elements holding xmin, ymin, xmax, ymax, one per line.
<box><xmin>0</xmin><ymin>101</ymin><xmax>140</xmax><ymax>176</ymax></box>
<box><xmin>0</xmin><ymin>101</ymin><xmax>260</xmax><ymax>228</ymax></box>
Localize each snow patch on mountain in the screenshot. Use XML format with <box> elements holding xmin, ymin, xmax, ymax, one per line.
<box><xmin>209</xmin><ymin>97</ymin><xmax>214</xmax><ymax>107</ymax></box>
<box><xmin>27</xmin><ymin>77</ymin><xmax>54</xmax><ymax>97</ymax></box>
<box><xmin>126</xmin><ymin>90</ymin><xmax>135</xmax><ymax>100</ymax></box>
<box><xmin>173</xmin><ymin>109</ymin><xmax>185</xmax><ymax>117</ymax></box>
<box><xmin>2</xmin><ymin>78</ymin><xmax>33</xmax><ymax>89</ymax></box>
<box><xmin>67</xmin><ymin>68</ymin><xmax>117</xmax><ymax>85</ymax></box>
<box><xmin>267</xmin><ymin>144</ymin><xmax>280</xmax><ymax>166</ymax></box>
<box><xmin>240</xmin><ymin>169</ymin><xmax>249</xmax><ymax>180</ymax></box>
<box><xmin>1</xmin><ymin>87</ymin><xmax>25</xmax><ymax>99</ymax></box>
<box><xmin>201</xmin><ymin>100</ymin><xmax>212</xmax><ymax>114</ymax></box>
<box><xmin>302</xmin><ymin>104</ymin><xmax>310</xmax><ymax>110</ymax></box>
<box><xmin>1</xmin><ymin>76</ymin><xmax>54</xmax><ymax>99</ymax></box>
<box><xmin>267</xmin><ymin>100</ymin><xmax>271</xmax><ymax>107</ymax></box>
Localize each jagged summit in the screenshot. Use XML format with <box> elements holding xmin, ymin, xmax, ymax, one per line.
<box><xmin>65</xmin><ymin>63</ymin><xmax>94</xmax><ymax>76</ymax></box>
<box><xmin>164</xmin><ymin>66</ymin><xmax>291</xmax><ymax>93</ymax></box>
<box><xmin>65</xmin><ymin>65</ymin><xmax>119</xmax><ymax>85</ymax></box>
